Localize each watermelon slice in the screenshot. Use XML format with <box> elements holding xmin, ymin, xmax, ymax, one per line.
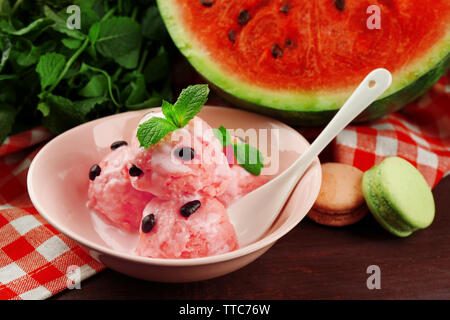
<box><xmin>157</xmin><ymin>0</ymin><xmax>450</xmax><ymax>125</ymax></box>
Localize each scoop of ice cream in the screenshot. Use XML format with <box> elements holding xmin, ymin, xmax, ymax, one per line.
<box><xmin>129</xmin><ymin>114</ymin><xmax>233</xmax><ymax>200</ymax></box>
<box><xmin>218</xmin><ymin>164</ymin><xmax>269</xmax><ymax>207</ymax></box>
<box><xmin>87</xmin><ymin>145</ymin><xmax>154</xmax><ymax>231</ymax></box>
<box><xmin>137</xmin><ymin>197</ymin><xmax>238</xmax><ymax>258</ymax></box>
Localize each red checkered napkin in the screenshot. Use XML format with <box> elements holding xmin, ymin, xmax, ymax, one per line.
<box><xmin>334</xmin><ymin>74</ymin><xmax>450</xmax><ymax>188</ymax></box>
<box><xmin>0</xmin><ymin>127</ymin><xmax>105</xmax><ymax>300</ymax></box>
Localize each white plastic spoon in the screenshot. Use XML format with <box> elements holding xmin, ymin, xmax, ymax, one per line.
<box><xmin>228</xmin><ymin>68</ymin><xmax>392</xmax><ymax>247</ymax></box>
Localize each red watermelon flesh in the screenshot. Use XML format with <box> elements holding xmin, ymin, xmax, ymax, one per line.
<box><xmin>176</xmin><ymin>0</ymin><xmax>449</xmax><ymax>91</ymax></box>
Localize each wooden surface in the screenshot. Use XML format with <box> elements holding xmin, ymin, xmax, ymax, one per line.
<box><xmin>52</xmin><ymin>174</ymin><xmax>450</xmax><ymax>300</ymax></box>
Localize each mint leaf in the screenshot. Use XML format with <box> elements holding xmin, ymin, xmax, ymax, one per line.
<box><xmin>79</xmin><ymin>63</ymin><xmax>120</xmax><ymax>108</ymax></box>
<box><xmin>0</xmin><ymin>18</ymin><xmax>52</xmax><ymax>36</ymax></box>
<box><xmin>62</xmin><ymin>38</ymin><xmax>82</xmax><ymax>49</ymax></box>
<box><xmin>137</xmin><ymin>117</ymin><xmax>177</xmax><ymax>149</ymax></box>
<box><xmin>92</xmin><ymin>17</ymin><xmax>142</xmax><ymax>64</ymax></box>
<box><xmin>233</xmin><ymin>142</ymin><xmax>264</xmax><ymax>176</ymax></box>
<box><xmin>0</xmin><ymin>75</ymin><xmax>16</xmax><ymax>81</ymax></box>
<box><xmin>73</xmin><ymin>96</ymin><xmax>107</xmax><ymax>115</ymax></box>
<box><xmin>79</xmin><ymin>74</ymin><xmax>108</xmax><ymax>98</ymax></box>
<box><xmin>115</xmin><ymin>47</ymin><xmax>140</xmax><ymax>69</ymax></box>
<box><xmin>143</xmin><ymin>47</ymin><xmax>169</xmax><ymax>83</ymax></box>
<box><xmin>160</xmin><ymin>78</ymin><xmax>173</xmax><ymax>102</ymax></box>
<box><xmin>79</xmin><ymin>6</ymin><xmax>101</xmax><ymax>34</ymax></box>
<box><xmin>213</xmin><ymin>125</ymin><xmax>232</xmax><ymax>147</ymax></box>
<box><xmin>37</xmin><ymin>102</ymin><xmax>50</xmax><ymax>117</ymax></box>
<box><xmin>0</xmin><ymin>103</ymin><xmax>15</xmax><ymax>145</ymax></box>
<box><xmin>126</xmin><ymin>95</ymin><xmax>162</xmax><ymax>111</ymax></box>
<box><xmin>161</xmin><ymin>100</ymin><xmax>179</xmax><ymax>127</ymax></box>
<box><xmin>136</xmin><ymin>84</ymin><xmax>210</xmax><ymax>149</ymax></box>
<box><xmin>0</xmin><ymin>37</ymin><xmax>11</xmax><ymax>73</ymax></box>
<box><xmin>88</xmin><ymin>22</ymin><xmax>100</xmax><ymax>45</ymax></box>
<box><xmin>42</xmin><ymin>94</ymin><xmax>106</xmax><ymax>134</ymax></box>
<box><xmin>173</xmin><ymin>84</ymin><xmax>209</xmax><ymax>127</ymax></box>
<box><xmin>0</xmin><ymin>0</ymin><xmax>11</xmax><ymax>15</ymax></box>
<box><xmin>36</xmin><ymin>53</ymin><xmax>66</xmax><ymax>90</ymax></box>
<box><xmin>124</xmin><ymin>73</ymin><xmax>148</xmax><ymax>106</ymax></box>
<box><xmin>213</xmin><ymin>125</ymin><xmax>264</xmax><ymax>175</ymax></box>
<box><xmin>43</xmin><ymin>6</ymin><xmax>86</xmax><ymax>40</ymax></box>
<box><xmin>17</xmin><ymin>43</ymin><xmax>40</xmax><ymax>67</ymax></box>
<box><xmin>141</xmin><ymin>6</ymin><xmax>168</xmax><ymax>42</ymax></box>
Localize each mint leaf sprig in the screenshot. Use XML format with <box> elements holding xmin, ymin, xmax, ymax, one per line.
<box><xmin>137</xmin><ymin>84</ymin><xmax>210</xmax><ymax>148</ymax></box>
<box><xmin>213</xmin><ymin>126</ymin><xmax>264</xmax><ymax>176</ymax></box>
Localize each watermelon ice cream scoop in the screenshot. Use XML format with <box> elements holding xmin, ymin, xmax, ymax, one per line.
<box><xmin>137</xmin><ymin>197</ymin><xmax>238</xmax><ymax>259</ymax></box>
<box><xmin>87</xmin><ymin>144</ymin><xmax>154</xmax><ymax>232</ymax></box>
<box><xmin>129</xmin><ymin>113</ymin><xmax>233</xmax><ymax>200</ymax></box>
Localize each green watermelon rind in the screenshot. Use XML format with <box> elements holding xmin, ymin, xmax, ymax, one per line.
<box><xmin>157</xmin><ymin>0</ymin><xmax>450</xmax><ymax>125</ymax></box>
<box><xmin>219</xmin><ymin>52</ymin><xmax>449</xmax><ymax>126</ymax></box>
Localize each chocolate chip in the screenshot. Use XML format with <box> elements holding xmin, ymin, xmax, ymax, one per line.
<box><xmin>141</xmin><ymin>214</ymin><xmax>156</xmax><ymax>233</ymax></box>
<box><xmin>110</xmin><ymin>140</ymin><xmax>128</xmax><ymax>150</ymax></box>
<box><xmin>280</xmin><ymin>3</ymin><xmax>291</xmax><ymax>14</ymax></box>
<box><xmin>228</xmin><ymin>30</ymin><xmax>236</xmax><ymax>43</ymax></box>
<box><xmin>334</xmin><ymin>0</ymin><xmax>345</xmax><ymax>11</ymax></box>
<box><xmin>180</xmin><ymin>200</ymin><xmax>201</xmax><ymax>218</ymax></box>
<box><xmin>238</xmin><ymin>10</ymin><xmax>251</xmax><ymax>26</ymax></box>
<box><xmin>129</xmin><ymin>165</ymin><xmax>143</xmax><ymax>177</ymax></box>
<box><xmin>174</xmin><ymin>147</ymin><xmax>195</xmax><ymax>161</ymax></box>
<box><xmin>89</xmin><ymin>164</ymin><xmax>101</xmax><ymax>181</ymax></box>
<box><xmin>199</xmin><ymin>0</ymin><xmax>214</xmax><ymax>7</ymax></box>
<box><xmin>271</xmin><ymin>44</ymin><xmax>283</xmax><ymax>58</ymax></box>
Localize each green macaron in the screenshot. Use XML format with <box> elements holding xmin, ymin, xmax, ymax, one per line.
<box><xmin>362</xmin><ymin>157</ymin><xmax>435</xmax><ymax>237</ymax></box>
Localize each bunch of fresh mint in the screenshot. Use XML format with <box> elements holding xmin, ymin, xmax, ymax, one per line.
<box><xmin>0</xmin><ymin>0</ymin><xmax>173</xmax><ymax>145</ymax></box>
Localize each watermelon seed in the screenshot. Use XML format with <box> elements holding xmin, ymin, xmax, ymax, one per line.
<box><xmin>228</xmin><ymin>30</ymin><xmax>236</xmax><ymax>43</ymax></box>
<box><xmin>174</xmin><ymin>147</ymin><xmax>195</xmax><ymax>161</ymax></box>
<box><xmin>141</xmin><ymin>214</ymin><xmax>156</xmax><ymax>233</ymax></box>
<box><xmin>89</xmin><ymin>164</ymin><xmax>101</xmax><ymax>181</ymax></box>
<box><xmin>280</xmin><ymin>3</ymin><xmax>291</xmax><ymax>14</ymax></box>
<box><xmin>285</xmin><ymin>39</ymin><xmax>293</xmax><ymax>47</ymax></box>
<box><xmin>129</xmin><ymin>164</ymin><xmax>143</xmax><ymax>177</ymax></box>
<box><xmin>271</xmin><ymin>44</ymin><xmax>283</xmax><ymax>58</ymax></box>
<box><xmin>180</xmin><ymin>200</ymin><xmax>201</xmax><ymax>218</ymax></box>
<box><xmin>334</xmin><ymin>0</ymin><xmax>345</xmax><ymax>11</ymax></box>
<box><xmin>199</xmin><ymin>0</ymin><xmax>214</xmax><ymax>7</ymax></box>
<box><xmin>110</xmin><ymin>140</ymin><xmax>128</xmax><ymax>150</ymax></box>
<box><xmin>238</xmin><ymin>10</ymin><xmax>251</xmax><ymax>26</ymax></box>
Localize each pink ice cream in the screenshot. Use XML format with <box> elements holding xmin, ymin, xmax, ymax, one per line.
<box><xmin>87</xmin><ymin>145</ymin><xmax>154</xmax><ymax>231</ymax></box>
<box><xmin>137</xmin><ymin>197</ymin><xmax>238</xmax><ymax>259</ymax></box>
<box><xmin>218</xmin><ymin>164</ymin><xmax>269</xmax><ymax>207</ymax></box>
<box><xmin>87</xmin><ymin>112</ymin><xmax>269</xmax><ymax>259</ymax></box>
<box><xmin>217</xmin><ymin>135</ymin><xmax>269</xmax><ymax>207</ymax></box>
<box><xmin>129</xmin><ymin>114</ymin><xmax>233</xmax><ymax>200</ymax></box>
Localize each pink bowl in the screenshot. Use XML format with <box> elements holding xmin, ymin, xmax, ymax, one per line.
<box><xmin>27</xmin><ymin>106</ymin><xmax>321</xmax><ymax>282</ymax></box>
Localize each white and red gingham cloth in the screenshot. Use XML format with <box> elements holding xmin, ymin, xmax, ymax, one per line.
<box><xmin>0</xmin><ymin>128</ymin><xmax>105</xmax><ymax>300</ymax></box>
<box><xmin>0</xmin><ymin>74</ymin><xmax>449</xmax><ymax>300</ymax></box>
<box><xmin>334</xmin><ymin>74</ymin><xmax>450</xmax><ymax>188</ymax></box>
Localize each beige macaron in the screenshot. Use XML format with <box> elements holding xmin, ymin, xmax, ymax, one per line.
<box><xmin>308</xmin><ymin>162</ymin><xmax>367</xmax><ymax>227</ymax></box>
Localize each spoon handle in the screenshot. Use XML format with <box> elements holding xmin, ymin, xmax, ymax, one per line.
<box><xmin>291</xmin><ymin>68</ymin><xmax>392</xmax><ymax>180</ymax></box>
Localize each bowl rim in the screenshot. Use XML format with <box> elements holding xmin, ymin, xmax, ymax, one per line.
<box><xmin>27</xmin><ymin>106</ymin><xmax>321</xmax><ymax>266</ymax></box>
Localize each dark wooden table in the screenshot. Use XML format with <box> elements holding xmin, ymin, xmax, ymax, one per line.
<box><xmin>52</xmin><ymin>173</ymin><xmax>450</xmax><ymax>300</ymax></box>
